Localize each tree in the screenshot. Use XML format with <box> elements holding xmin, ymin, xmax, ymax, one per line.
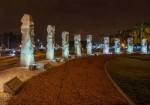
<box><xmin>144</xmin><ymin>26</ymin><xmax>150</xmax><ymax>44</ymax></box>
<box><xmin>128</xmin><ymin>29</ymin><xmax>138</xmax><ymax>43</ymax></box>
<box><xmin>115</xmin><ymin>31</ymin><xmax>127</xmax><ymax>44</ymax></box>
<box><xmin>8</xmin><ymin>32</ymin><xmax>15</xmax><ymax>49</ymax></box>
<box><xmin>2</xmin><ymin>32</ymin><xmax>21</xmax><ymax>49</ymax></box>
<box><xmin>133</xmin><ymin>21</ymin><xmax>149</xmax><ymax>42</ymax></box>
<box><xmin>109</xmin><ymin>34</ymin><xmax>115</xmax><ymax>46</ymax></box>
<box><xmin>98</xmin><ymin>32</ymin><xmax>105</xmax><ymax>42</ymax></box>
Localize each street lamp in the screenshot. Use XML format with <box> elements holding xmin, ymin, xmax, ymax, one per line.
<box><xmin>121</xmin><ymin>43</ymin><xmax>125</xmax><ymax>48</ymax></box>
<box><xmin>8</xmin><ymin>36</ymin><xmax>10</xmax><ymax>49</ymax></box>
<box><xmin>121</xmin><ymin>43</ymin><xmax>125</xmax><ymax>52</ymax></box>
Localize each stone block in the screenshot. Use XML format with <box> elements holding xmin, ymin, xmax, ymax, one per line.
<box><xmin>44</xmin><ymin>63</ymin><xmax>52</xmax><ymax>70</ymax></box>
<box><xmin>29</xmin><ymin>64</ymin><xmax>38</xmax><ymax>70</ymax></box>
<box><xmin>4</xmin><ymin>77</ymin><xmax>24</xmax><ymax>95</ymax></box>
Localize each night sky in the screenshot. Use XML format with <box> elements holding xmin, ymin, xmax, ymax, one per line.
<box><xmin>0</xmin><ymin>0</ymin><xmax>150</xmax><ymax>44</ymax></box>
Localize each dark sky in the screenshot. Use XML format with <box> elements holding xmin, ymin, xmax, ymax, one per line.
<box><xmin>0</xmin><ymin>0</ymin><xmax>150</xmax><ymax>44</ymax></box>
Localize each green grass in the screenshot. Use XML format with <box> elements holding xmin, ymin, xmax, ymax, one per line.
<box><xmin>106</xmin><ymin>56</ymin><xmax>150</xmax><ymax>105</ymax></box>
<box><xmin>129</xmin><ymin>54</ymin><xmax>150</xmax><ymax>61</ymax></box>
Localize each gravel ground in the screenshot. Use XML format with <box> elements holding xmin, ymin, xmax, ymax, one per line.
<box><xmin>0</xmin><ymin>59</ymin><xmax>65</xmax><ymax>105</ymax></box>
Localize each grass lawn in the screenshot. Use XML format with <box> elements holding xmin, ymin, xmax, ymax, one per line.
<box><xmin>106</xmin><ymin>55</ymin><xmax>150</xmax><ymax>105</ymax></box>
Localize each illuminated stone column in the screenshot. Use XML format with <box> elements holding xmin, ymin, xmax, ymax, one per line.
<box><xmin>46</xmin><ymin>25</ymin><xmax>55</xmax><ymax>60</ymax></box>
<box><xmin>114</xmin><ymin>38</ymin><xmax>121</xmax><ymax>53</ymax></box>
<box><xmin>62</xmin><ymin>31</ymin><xmax>69</xmax><ymax>58</ymax></box>
<box><xmin>141</xmin><ymin>39</ymin><xmax>147</xmax><ymax>54</ymax></box>
<box><xmin>127</xmin><ymin>38</ymin><xmax>133</xmax><ymax>53</ymax></box>
<box><xmin>20</xmin><ymin>14</ymin><xmax>35</xmax><ymax>67</ymax></box>
<box><xmin>103</xmin><ymin>37</ymin><xmax>110</xmax><ymax>54</ymax></box>
<box><xmin>86</xmin><ymin>35</ymin><xmax>92</xmax><ymax>55</ymax></box>
<box><xmin>74</xmin><ymin>34</ymin><xmax>81</xmax><ymax>56</ymax></box>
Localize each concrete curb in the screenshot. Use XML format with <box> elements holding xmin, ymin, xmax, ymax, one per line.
<box><xmin>104</xmin><ymin>59</ymin><xmax>136</xmax><ymax>105</ymax></box>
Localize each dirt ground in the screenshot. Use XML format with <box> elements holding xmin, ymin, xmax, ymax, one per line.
<box><xmin>7</xmin><ymin>55</ymin><xmax>129</xmax><ymax>105</ymax></box>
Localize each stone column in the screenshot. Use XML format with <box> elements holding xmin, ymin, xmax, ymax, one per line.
<box><xmin>62</xmin><ymin>31</ymin><xmax>69</xmax><ymax>58</ymax></box>
<box><xmin>103</xmin><ymin>37</ymin><xmax>110</xmax><ymax>54</ymax></box>
<box><xmin>141</xmin><ymin>39</ymin><xmax>147</xmax><ymax>54</ymax></box>
<box><xmin>74</xmin><ymin>34</ymin><xmax>81</xmax><ymax>56</ymax></box>
<box><xmin>114</xmin><ymin>38</ymin><xmax>121</xmax><ymax>54</ymax></box>
<box><xmin>86</xmin><ymin>35</ymin><xmax>92</xmax><ymax>55</ymax></box>
<box><xmin>46</xmin><ymin>25</ymin><xmax>55</xmax><ymax>60</ymax></box>
<box><xmin>20</xmin><ymin>14</ymin><xmax>35</xmax><ymax>67</ymax></box>
<box><xmin>127</xmin><ymin>38</ymin><xmax>133</xmax><ymax>53</ymax></box>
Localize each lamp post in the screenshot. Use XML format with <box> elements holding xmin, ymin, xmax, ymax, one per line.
<box><xmin>8</xmin><ymin>36</ymin><xmax>10</xmax><ymax>49</ymax></box>
<box><xmin>37</xmin><ymin>39</ymin><xmax>40</xmax><ymax>49</ymax></box>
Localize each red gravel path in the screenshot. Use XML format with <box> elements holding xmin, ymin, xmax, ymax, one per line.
<box><xmin>8</xmin><ymin>55</ymin><xmax>129</xmax><ymax>105</ymax></box>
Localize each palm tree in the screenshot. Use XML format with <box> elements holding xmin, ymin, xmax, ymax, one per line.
<box><xmin>129</xmin><ymin>29</ymin><xmax>140</xmax><ymax>43</ymax></box>
<box><xmin>98</xmin><ymin>32</ymin><xmax>105</xmax><ymax>42</ymax></box>
<box><xmin>115</xmin><ymin>31</ymin><xmax>128</xmax><ymax>45</ymax></box>
<box><xmin>8</xmin><ymin>32</ymin><xmax>16</xmax><ymax>49</ymax></box>
<box><xmin>133</xmin><ymin>21</ymin><xmax>149</xmax><ymax>42</ymax></box>
<box><xmin>109</xmin><ymin>34</ymin><xmax>115</xmax><ymax>46</ymax></box>
<box><xmin>2</xmin><ymin>32</ymin><xmax>17</xmax><ymax>49</ymax></box>
<box><xmin>121</xmin><ymin>31</ymin><xmax>130</xmax><ymax>41</ymax></box>
<box><xmin>144</xmin><ymin>26</ymin><xmax>150</xmax><ymax>45</ymax></box>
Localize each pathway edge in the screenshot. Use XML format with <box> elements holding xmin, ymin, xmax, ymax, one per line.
<box><xmin>104</xmin><ymin>59</ymin><xmax>136</xmax><ymax>105</ymax></box>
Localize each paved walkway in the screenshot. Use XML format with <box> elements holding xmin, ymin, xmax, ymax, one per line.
<box><xmin>7</xmin><ymin>55</ymin><xmax>130</xmax><ymax>105</ymax></box>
